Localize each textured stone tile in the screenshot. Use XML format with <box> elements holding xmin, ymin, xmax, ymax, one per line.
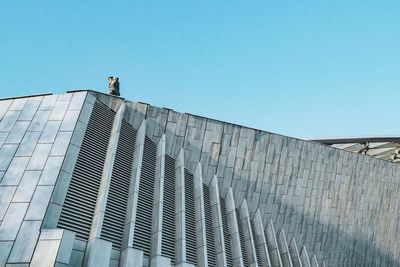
<box><xmin>5</xmin><ymin>121</ymin><xmax>30</xmax><ymax>144</ymax></box>
<box><xmin>38</xmin><ymin>156</ymin><xmax>64</xmax><ymax>185</ymax></box>
<box><xmin>28</xmin><ymin>110</ymin><xmax>51</xmax><ymax>132</ymax></box>
<box><xmin>39</xmin><ymin>95</ymin><xmax>58</xmax><ymax>111</ymax></box>
<box><xmin>0</xmin><ymin>203</ymin><xmax>29</xmax><ymax>240</ymax></box>
<box><xmin>41</xmin><ymin>203</ymin><xmax>62</xmax><ymax>229</ymax></box>
<box><xmin>69</xmin><ymin>92</ymin><xmax>87</xmax><ymax>110</ymax></box>
<box><xmin>18</xmin><ymin>99</ymin><xmax>41</xmax><ymax>121</ymax></box>
<box><xmin>59</xmin><ymin>110</ymin><xmax>80</xmax><ymax>132</ymax></box>
<box><xmin>50</xmin><ymin>132</ymin><xmax>72</xmax><ymax>156</ymax></box>
<box><xmin>78</xmin><ymin>101</ymin><xmax>94</xmax><ymax>125</ymax></box>
<box><xmin>0</xmin><ymin>110</ymin><xmax>21</xmax><ymax>132</ymax></box>
<box><xmin>26</xmin><ymin>144</ymin><xmax>52</xmax><ymax>170</ymax></box>
<box><xmin>49</xmin><ymin>101</ymin><xmax>69</xmax><ymax>121</ymax></box>
<box><xmin>24</xmin><ymin>185</ymin><xmax>53</xmax><ymax>220</ymax></box>
<box><xmin>40</xmin><ymin>229</ymin><xmax>64</xmax><ymax>240</ymax></box>
<box><xmin>73</xmin><ymin>239</ymin><xmax>87</xmax><ymax>251</ymax></box>
<box><xmin>0</xmin><ymin>186</ymin><xmax>17</xmax><ymax>221</ymax></box>
<box><xmin>7</xmin><ymin>220</ymin><xmax>41</xmax><ymax>263</ymax></box>
<box><xmin>69</xmin><ymin>250</ymin><xmax>85</xmax><ymax>267</ymax></box>
<box><xmin>30</xmin><ymin>239</ymin><xmax>60</xmax><ymax>267</ymax></box>
<box><xmin>9</xmin><ymin>98</ymin><xmax>28</xmax><ymax>111</ymax></box>
<box><xmin>50</xmin><ymin>171</ymin><xmax>71</xmax><ymax>205</ymax></box>
<box><xmin>12</xmin><ymin>171</ymin><xmax>42</xmax><ymax>202</ymax></box>
<box><xmin>57</xmin><ymin>230</ymin><xmax>75</xmax><ymax>264</ymax></box>
<box><xmin>60</xmin><ymin>144</ymin><xmax>79</xmax><ymax>174</ymax></box>
<box><xmin>1</xmin><ymin>157</ymin><xmax>30</xmax><ymax>185</ymax></box>
<box><xmin>39</xmin><ymin>121</ymin><xmax>61</xmax><ymax>143</ymax></box>
<box><xmin>86</xmin><ymin>93</ymin><xmax>96</xmax><ymax>105</ymax></box>
<box><xmin>109</xmin><ymin>259</ymin><xmax>118</xmax><ymax>267</ymax></box>
<box><xmin>0</xmin><ymin>144</ymin><xmax>18</xmax><ymax>171</ymax></box>
<box><xmin>84</xmin><ymin>238</ymin><xmax>112</xmax><ymax>267</ymax></box>
<box><xmin>58</xmin><ymin>93</ymin><xmax>73</xmax><ymax>101</ymax></box>
<box><xmin>15</xmin><ymin>131</ymin><xmax>41</xmax><ymax>156</ymax></box>
<box><xmin>0</xmin><ymin>99</ymin><xmax>13</xmax><ymax>121</ymax></box>
<box><xmin>70</xmin><ymin>120</ymin><xmax>86</xmax><ymax>147</ymax></box>
<box><xmin>0</xmin><ymin>132</ymin><xmax>9</xmax><ymax>148</ymax></box>
<box><xmin>0</xmin><ymin>241</ymin><xmax>13</xmax><ymax>266</ymax></box>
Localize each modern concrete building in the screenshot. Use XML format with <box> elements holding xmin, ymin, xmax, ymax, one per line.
<box><xmin>0</xmin><ymin>90</ymin><xmax>399</xmax><ymax>266</ymax></box>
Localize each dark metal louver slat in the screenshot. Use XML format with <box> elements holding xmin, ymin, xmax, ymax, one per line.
<box><xmin>58</xmin><ymin>101</ymin><xmax>115</xmax><ymax>241</ymax></box>
<box><xmin>62</xmin><ymin>199</ymin><xmax>97</xmax><ymax>214</ymax></box>
<box><xmin>132</xmin><ymin>137</ymin><xmax>157</xmax><ymax>257</ymax></box>
<box><xmin>203</xmin><ymin>184</ymin><xmax>217</xmax><ymax>267</ymax></box>
<box><xmin>184</xmin><ymin>169</ymin><xmax>197</xmax><ymax>265</ymax></box>
<box><xmin>161</xmin><ymin>155</ymin><xmax>176</xmax><ymax>263</ymax></box>
<box><xmin>220</xmin><ymin>197</ymin><xmax>233</xmax><ymax>266</ymax></box>
<box><xmin>236</xmin><ymin>208</ymin><xmax>249</xmax><ymax>267</ymax></box>
<box><xmin>58</xmin><ymin>210</ymin><xmax>96</xmax><ymax>225</ymax></box>
<box><xmin>101</xmin><ymin>121</ymin><xmax>137</xmax><ymax>249</ymax></box>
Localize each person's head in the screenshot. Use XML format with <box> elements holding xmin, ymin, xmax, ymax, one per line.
<box><xmin>108</xmin><ymin>77</ymin><xmax>119</xmax><ymax>83</ymax></box>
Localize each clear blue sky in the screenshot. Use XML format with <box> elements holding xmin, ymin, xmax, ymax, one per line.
<box><xmin>1</xmin><ymin>1</ymin><xmax>399</xmax><ymax>138</ymax></box>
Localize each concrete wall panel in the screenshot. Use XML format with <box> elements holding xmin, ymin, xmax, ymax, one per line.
<box><xmin>124</xmin><ymin>99</ymin><xmax>400</xmax><ymax>266</ymax></box>
<box><xmin>0</xmin><ymin>92</ymin><xmax>86</xmax><ymax>265</ymax></box>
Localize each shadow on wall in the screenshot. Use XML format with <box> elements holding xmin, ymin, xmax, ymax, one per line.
<box><xmin>124</xmin><ymin>102</ymin><xmax>400</xmax><ymax>267</ymax></box>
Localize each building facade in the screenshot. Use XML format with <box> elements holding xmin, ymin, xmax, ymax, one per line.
<box><xmin>0</xmin><ymin>90</ymin><xmax>399</xmax><ymax>266</ymax></box>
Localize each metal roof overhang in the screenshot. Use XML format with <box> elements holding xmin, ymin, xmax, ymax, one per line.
<box><xmin>307</xmin><ymin>136</ymin><xmax>400</xmax><ymax>162</ymax></box>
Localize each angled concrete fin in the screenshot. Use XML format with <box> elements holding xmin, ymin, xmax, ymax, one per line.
<box><xmin>150</xmin><ymin>134</ymin><xmax>171</xmax><ymax>266</ymax></box>
<box><xmin>225</xmin><ymin>188</ymin><xmax>244</xmax><ymax>267</ymax></box>
<box><xmin>89</xmin><ymin>102</ymin><xmax>126</xmax><ymax>240</ymax></box>
<box><xmin>252</xmin><ymin>209</ymin><xmax>272</xmax><ymax>267</ymax></box>
<box><xmin>299</xmin><ymin>246</ymin><xmax>311</xmax><ymax>267</ymax></box>
<box><xmin>175</xmin><ymin>148</ymin><xmax>186</xmax><ymax>265</ymax></box>
<box><xmin>276</xmin><ymin>229</ymin><xmax>293</xmax><ymax>267</ymax></box>
<box><xmin>193</xmin><ymin>162</ymin><xmax>208</xmax><ymax>267</ymax></box>
<box><xmin>209</xmin><ymin>175</ymin><xmax>227</xmax><ymax>267</ymax></box>
<box><xmin>239</xmin><ymin>199</ymin><xmax>259</xmax><ymax>267</ymax></box>
<box><xmin>288</xmin><ymin>238</ymin><xmax>303</xmax><ymax>267</ymax></box>
<box><xmin>265</xmin><ymin>220</ymin><xmax>283</xmax><ymax>267</ymax></box>
<box><xmin>122</xmin><ymin>119</ymin><xmax>146</xmax><ymax>250</ymax></box>
<box><xmin>310</xmin><ymin>255</ymin><xmax>319</xmax><ymax>267</ymax></box>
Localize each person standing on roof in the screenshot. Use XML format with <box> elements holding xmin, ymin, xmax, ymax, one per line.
<box><xmin>108</xmin><ymin>76</ymin><xmax>120</xmax><ymax>96</ymax></box>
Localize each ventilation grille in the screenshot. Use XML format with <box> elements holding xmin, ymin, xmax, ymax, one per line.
<box><xmin>132</xmin><ymin>136</ymin><xmax>156</xmax><ymax>257</ymax></box>
<box><xmin>250</xmin><ymin>219</ymin><xmax>262</xmax><ymax>267</ymax></box>
<box><xmin>236</xmin><ymin>208</ymin><xmax>248</xmax><ymax>267</ymax></box>
<box><xmin>161</xmin><ymin>155</ymin><xmax>176</xmax><ymax>262</ymax></box>
<box><xmin>184</xmin><ymin>169</ymin><xmax>197</xmax><ymax>265</ymax></box>
<box><xmin>203</xmin><ymin>184</ymin><xmax>217</xmax><ymax>267</ymax></box>
<box><xmin>58</xmin><ymin>101</ymin><xmax>115</xmax><ymax>240</ymax></box>
<box><xmin>220</xmin><ymin>197</ymin><xmax>233</xmax><ymax>266</ymax></box>
<box><xmin>100</xmin><ymin>121</ymin><xmax>136</xmax><ymax>249</ymax></box>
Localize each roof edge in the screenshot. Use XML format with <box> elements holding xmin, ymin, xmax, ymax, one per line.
<box><xmin>0</xmin><ymin>92</ymin><xmax>53</xmax><ymax>101</ymax></box>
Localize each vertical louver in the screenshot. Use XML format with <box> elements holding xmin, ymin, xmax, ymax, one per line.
<box><xmin>161</xmin><ymin>155</ymin><xmax>176</xmax><ymax>262</ymax></box>
<box><xmin>236</xmin><ymin>208</ymin><xmax>248</xmax><ymax>267</ymax></box>
<box><xmin>184</xmin><ymin>169</ymin><xmax>197</xmax><ymax>265</ymax></box>
<box><xmin>251</xmin><ymin>219</ymin><xmax>262</xmax><ymax>267</ymax></box>
<box><xmin>132</xmin><ymin>136</ymin><xmax>157</xmax><ymax>257</ymax></box>
<box><xmin>220</xmin><ymin>197</ymin><xmax>233</xmax><ymax>266</ymax></box>
<box><xmin>100</xmin><ymin>121</ymin><xmax>136</xmax><ymax>249</ymax></box>
<box><xmin>203</xmin><ymin>184</ymin><xmax>217</xmax><ymax>267</ymax></box>
<box><xmin>58</xmin><ymin>101</ymin><xmax>115</xmax><ymax>240</ymax></box>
